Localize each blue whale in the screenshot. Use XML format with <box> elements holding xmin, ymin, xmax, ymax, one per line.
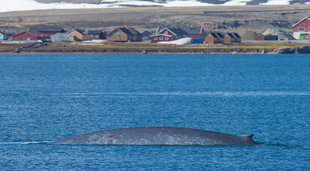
<box><xmin>53</xmin><ymin>127</ymin><xmax>258</xmax><ymax>146</ymax></box>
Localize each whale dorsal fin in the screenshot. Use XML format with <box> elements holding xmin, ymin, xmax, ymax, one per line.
<box><xmin>240</xmin><ymin>134</ymin><xmax>254</xmax><ymax>138</ymax></box>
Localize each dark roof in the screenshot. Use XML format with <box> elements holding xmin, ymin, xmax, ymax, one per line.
<box><xmin>142</xmin><ymin>31</ymin><xmax>151</xmax><ymax>37</ymax></box>
<box><xmin>156</xmin><ymin>26</ymin><xmax>167</xmax><ymax>34</ymax></box>
<box><xmin>156</xmin><ymin>26</ymin><xmax>189</xmax><ymax>36</ymax></box>
<box><xmin>29</xmin><ymin>28</ymin><xmax>64</xmax><ymax>32</ymax></box>
<box><xmin>108</xmin><ymin>27</ymin><xmax>141</xmax><ymax>37</ymax></box>
<box><xmin>169</xmin><ymin>28</ymin><xmax>189</xmax><ymax>36</ymax></box>
<box><xmin>216</xmin><ymin>32</ymin><xmax>224</xmax><ymax>38</ymax></box>
<box><xmin>128</xmin><ymin>28</ymin><xmax>142</xmax><ymax>36</ymax></box>
<box><xmin>210</xmin><ymin>32</ymin><xmax>218</xmax><ymax>38</ymax></box>
<box><xmin>226</xmin><ymin>33</ymin><xmax>235</xmax><ymax>38</ymax></box>
<box><xmin>265</xmin><ymin>34</ymin><xmax>278</xmax><ymax>37</ymax></box>
<box><xmin>12</xmin><ymin>31</ymin><xmax>41</xmax><ymax>38</ymax></box>
<box><xmin>121</xmin><ymin>28</ymin><xmax>133</xmax><ymax>36</ymax></box>
<box><xmin>232</xmin><ymin>32</ymin><xmax>241</xmax><ymax>39</ymax></box>
<box><xmin>118</xmin><ymin>28</ymin><xmax>134</xmax><ymax>36</ymax></box>
<box><xmin>208</xmin><ymin>32</ymin><xmax>224</xmax><ymax>39</ymax></box>
<box><xmin>182</xmin><ymin>26</ymin><xmax>203</xmax><ymax>34</ymax></box>
<box><xmin>87</xmin><ymin>30</ymin><xmax>103</xmax><ymax>34</ymax></box>
<box><xmin>68</xmin><ymin>29</ymin><xmax>85</xmax><ymax>35</ymax></box>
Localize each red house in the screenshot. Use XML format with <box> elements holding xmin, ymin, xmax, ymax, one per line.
<box><xmin>255</xmin><ymin>35</ymin><xmax>265</xmax><ymax>41</ymax></box>
<box><xmin>183</xmin><ymin>26</ymin><xmax>206</xmax><ymax>43</ymax></box>
<box><xmin>150</xmin><ymin>27</ymin><xmax>189</xmax><ymax>43</ymax></box>
<box><xmin>86</xmin><ymin>30</ymin><xmax>106</xmax><ymax>40</ymax></box>
<box><xmin>292</xmin><ymin>17</ymin><xmax>310</xmax><ymax>40</ymax></box>
<box><xmin>11</xmin><ymin>31</ymin><xmax>41</xmax><ymax>41</ymax></box>
<box><xmin>29</xmin><ymin>28</ymin><xmax>65</xmax><ymax>41</ymax></box>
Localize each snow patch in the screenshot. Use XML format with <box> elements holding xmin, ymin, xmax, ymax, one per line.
<box><xmin>261</xmin><ymin>0</ymin><xmax>290</xmax><ymax>5</ymax></box>
<box><xmin>157</xmin><ymin>37</ymin><xmax>192</xmax><ymax>45</ymax></box>
<box><xmin>0</xmin><ymin>0</ymin><xmax>299</xmax><ymax>13</ymax></box>
<box><xmin>224</xmin><ymin>0</ymin><xmax>252</xmax><ymax>6</ymax></box>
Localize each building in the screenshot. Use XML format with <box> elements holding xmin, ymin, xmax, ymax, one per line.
<box><xmin>0</xmin><ymin>32</ymin><xmax>8</xmax><ymax>41</ymax></box>
<box><xmin>263</xmin><ymin>29</ymin><xmax>294</xmax><ymax>40</ymax></box>
<box><xmin>142</xmin><ymin>31</ymin><xmax>151</xmax><ymax>40</ymax></box>
<box><xmin>11</xmin><ymin>31</ymin><xmax>41</xmax><ymax>41</ymax></box>
<box><xmin>149</xmin><ymin>27</ymin><xmax>190</xmax><ymax>43</ymax></box>
<box><xmin>86</xmin><ymin>30</ymin><xmax>106</xmax><ymax>40</ymax></box>
<box><xmin>255</xmin><ymin>35</ymin><xmax>265</xmax><ymax>41</ymax></box>
<box><xmin>183</xmin><ymin>26</ymin><xmax>206</xmax><ymax>44</ymax></box>
<box><xmin>128</xmin><ymin>28</ymin><xmax>143</xmax><ymax>41</ymax></box>
<box><xmin>204</xmin><ymin>32</ymin><xmax>224</xmax><ymax>44</ymax></box>
<box><xmin>232</xmin><ymin>33</ymin><xmax>241</xmax><ymax>43</ymax></box>
<box><xmin>67</xmin><ymin>29</ymin><xmax>88</xmax><ymax>41</ymax></box>
<box><xmin>29</xmin><ymin>28</ymin><xmax>65</xmax><ymax>41</ymax></box>
<box><xmin>108</xmin><ymin>27</ymin><xmax>142</xmax><ymax>42</ymax></box>
<box><xmin>264</xmin><ymin>34</ymin><xmax>278</xmax><ymax>41</ymax></box>
<box><xmin>292</xmin><ymin>17</ymin><xmax>310</xmax><ymax>40</ymax></box>
<box><xmin>223</xmin><ymin>32</ymin><xmax>241</xmax><ymax>44</ymax></box>
<box><xmin>51</xmin><ymin>33</ymin><xmax>69</xmax><ymax>42</ymax></box>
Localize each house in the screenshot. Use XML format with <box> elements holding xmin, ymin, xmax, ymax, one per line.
<box><xmin>264</xmin><ymin>34</ymin><xmax>278</xmax><ymax>41</ymax></box>
<box><xmin>142</xmin><ymin>31</ymin><xmax>151</xmax><ymax>40</ymax></box>
<box><xmin>232</xmin><ymin>32</ymin><xmax>241</xmax><ymax>43</ymax></box>
<box><xmin>86</xmin><ymin>30</ymin><xmax>106</xmax><ymax>40</ymax></box>
<box><xmin>128</xmin><ymin>28</ymin><xmax>143</xmax><ymax>41</ymax></box>
<box><xmin>292</xmin><ymin>17</ymin><xmax>310</xmax><ymax>40</ymax></box>
<box><xmin>29</xmin><ymin>28</ymin><xmax>65</xmax><ymax>41</ymax></box>
<box><xmin>255</xmin><ymin>35</ymin><xmax>265</xmax><ymax>41</ymax></box>
<box><xmin>67</xmin><ymin>29</ymin><xmax>88</xmax><ymax>41</ymax></box>
<box><xmin>149</xmin><ymin>27</ymin><xmax>190</xmax><ymax>43</ymax></box>
<box><xmin>263</xmin><ymin>29</ymin><xmax>294</xmax><ymax>40</ymax></box>
<box><xmin>11</xmin><ymin>31</ymin><xmax>41</xmax><ymax>41</ymax></box>
<box><xmin>183</xmin><ymin>26</ymin><xmax>206</xmax><ymax>44</ymax></box>
<box><xmin>223</xmin><ymin>32</ymin><xmax>241</xmax><ymax>44</ymax></box>
<box><xmin>108</xmin><ymin>27</ymin><xmax>142</xmax><ymax>42</ymax></box>
<box><xmin>51</xmin><ymin>33</ymin><xmax>69</xmax><ymax>42</ymax></box>
<box><xmin>0</xmin><ymin>32</ymin><xmax>8</xmax><ymax>41</ymax></box>
<box><xmin>204</xmin><ymin>32</ymin><xmax>224</xmax><ymax>44</ymax></box>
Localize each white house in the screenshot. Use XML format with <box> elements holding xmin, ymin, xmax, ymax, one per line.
<box><xmin>0</xmin><ymin>32</ymin><xmax>8</xmax><ymax>41</ymax></box>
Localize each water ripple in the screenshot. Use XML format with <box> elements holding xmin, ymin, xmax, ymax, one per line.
<box><xmin>57</xmin><ymin>91</ymin><xmax>310</xmax><ymax>97</ymax></box>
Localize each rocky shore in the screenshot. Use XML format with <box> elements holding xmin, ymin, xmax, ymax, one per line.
<box><xmin>0</xmin><ymin>42</ymin><xmax>309</xmax><ymax>54</ymax></box>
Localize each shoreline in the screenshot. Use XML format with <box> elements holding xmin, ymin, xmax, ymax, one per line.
<box><xmin>0</xmin><ymin>42</ymin><xmax>309</xmax><ymax>54</ymax></box>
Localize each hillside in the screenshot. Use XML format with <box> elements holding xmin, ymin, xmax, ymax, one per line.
<box><xmin>1</xmin><ymin>0</ymin><xmax>310</xmax><ymax>13</ymax></box>
<box><xmin>0</xmin><ymin>5</ymin><xmax>309</xmax><ymax>36</ymax></box>
<box><xmin>35</xmin><ymin>0</ymin><xmax>310</xmax><ymax>5</ymax></box>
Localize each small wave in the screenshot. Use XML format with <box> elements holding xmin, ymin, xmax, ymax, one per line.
<box><xmin>0</xmin><ymin>141</ymin><xmax>50</xmax><ymax>145</ymax></box>
<box><xmin>57</xmin><ymin>91</ymin><xmax>310</xmax><ymax>97</ymax></box>
<box><xmin>259</xmin><ymin>142</ymin><xmax>310</xmax><ymax>149</ymax></box>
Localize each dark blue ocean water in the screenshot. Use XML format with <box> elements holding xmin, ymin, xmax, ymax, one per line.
<box><xmin>0</xmin><ymin>54</ymin><xmax>309</xmax><ymax>170</ymax></box>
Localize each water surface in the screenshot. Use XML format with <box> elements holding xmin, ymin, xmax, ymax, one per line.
<box><xmin>0</xmin><ymin>54</ymin><xmax>309</xmax><ymax>170</ymax></box>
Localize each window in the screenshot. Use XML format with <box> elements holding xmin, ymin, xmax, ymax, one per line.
<box><xmin>298</xmin><ymin>27</ymin><xmax>305</xmax><ymax>32</ymax></box>
<box><xmin>95</xmin><ymin>35</ymin><xmax>99</xmax><ymax>38</ymax></box>
<box><xmin>154</xmin><ymin>37</ymin><xmax>158</xmax><ymax>40</ymax></box>
<box><xmin>164</xmin><ymin>31</ymin><xmax>168</xmax><ymax>35</ymax></box>
<box><xmin>165</xmin><ymin>37</ymin><xmax>169</xmax><ymax>40</ymax></box>
<box><xmin>309</xmin><ymin>28</ymin><xmax>310</xmax><ymax>32</ymax></box>
<box><xmin>159</xmin><ymin>37</ymin><xmax>163</xmax><ymax>40</ymax></box>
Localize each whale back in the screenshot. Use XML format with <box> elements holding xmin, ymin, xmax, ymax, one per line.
<box><xmin>53</xmin><ymin>127</ymin><xmax>258</xmax><ymax>146</ymax></box>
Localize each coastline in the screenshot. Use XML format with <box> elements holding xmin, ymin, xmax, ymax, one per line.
<box><xmin>0</xmin><ymin>42</ymin><xmax>309</xmax><ymax>54</ymax></box>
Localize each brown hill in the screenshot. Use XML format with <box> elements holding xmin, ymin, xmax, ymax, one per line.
<box><xmin>0</xmin><ymin>5</ymin><xmax>309</xmax><ymax>35</ymax></box>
